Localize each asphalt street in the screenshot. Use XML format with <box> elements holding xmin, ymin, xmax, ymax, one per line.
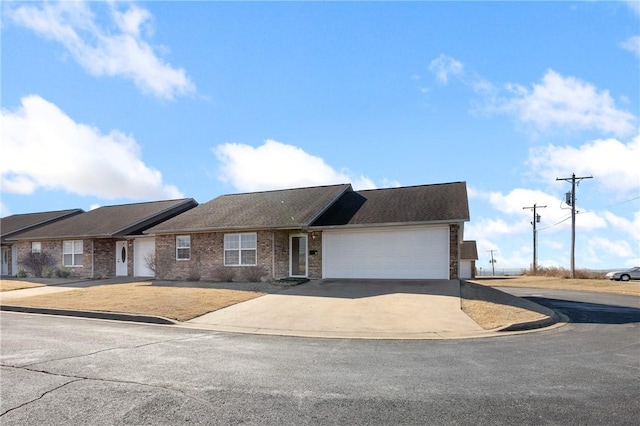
<box><xmin>1</xmin><ymin>288</ymin><xmax>639</xmax><ymax>425</ymax></box>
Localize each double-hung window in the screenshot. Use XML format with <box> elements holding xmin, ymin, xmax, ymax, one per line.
<box><xmin>176</xmin><ymin>236</ymin><xmax>191</xmax><ymax>260</ymax></box>
<box><xmin>224</xmin><ymin>233</ymin><xmax>257</xmax><ymax>266</ymax></box>
<box><xmin>63</xmin><ymin>240</ymin><xmax>83</xmax><ymax>267</ymax></box>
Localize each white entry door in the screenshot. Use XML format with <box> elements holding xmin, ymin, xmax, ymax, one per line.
<box><xmin>1</xmin><ymin>247</ymin><xmax>8</xmax><ymax>275</ymax></box>
<box><xmin>116</xmin><ymin>241</ymin><xmax>128</xmax><ymax>276</ymax></box>
<box><xmin>290</xmin><ymin>234</ymin><xmax>308</xmax><ymax>277</ymax></box>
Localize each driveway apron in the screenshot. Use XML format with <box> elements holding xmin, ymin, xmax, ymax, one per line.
<box><xmin>185</xmin><ymin>280</ymin><xmax>485</xmax><ymax>339</ymax></box>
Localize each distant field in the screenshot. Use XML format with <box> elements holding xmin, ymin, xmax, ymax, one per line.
<box><xmin>472</xmin><ymin>276</ymin><xmax>639</xmax><ymax>296</ymax></box>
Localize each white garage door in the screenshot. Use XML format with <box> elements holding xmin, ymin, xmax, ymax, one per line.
<box><xmin>322</xmin><ymin>226</ymin><xmax>450</xmax><ymax>279</ymax></box>
<box><xmin>134</xmin><ymin>238</ymin><xmax>155</xmax><ymax>277</ymax></box>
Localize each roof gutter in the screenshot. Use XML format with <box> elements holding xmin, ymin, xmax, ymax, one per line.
<box><xmin>309</xmin><ymin>218</ymin><xmax>468</xmax><ymax>231</ymax></box>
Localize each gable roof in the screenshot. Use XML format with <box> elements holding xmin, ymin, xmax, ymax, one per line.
<box><xmin>147</xmin><ymin>184</ymin><xmax>352</xmax><ymax>234</ymax></box>
<box><xmin>461</xmin><ymin>240</ymin><xmax>478</xmax><ymax>260</ymax></box>
<box><xmin>1</xmin><ymin>209</ymin><xmax>84</xmax><ymax>243</ymax></box>
<box><xmin>7</xmin><ymin>199</ymin><xmax>197</xmax><ymax>241</ymax></box>
<box><xmin>312</xmin><ymin>181</ymin><xmax>469</xmax><ymax>227</ymax></box>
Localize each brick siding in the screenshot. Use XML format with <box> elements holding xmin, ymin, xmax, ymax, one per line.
<box><xmin>449</xmin><ymin>224</ymin><xmax>460</xmax><ymax>279</ymax></box>
<box><xmin>155</xmin><ymin>230</ymin><xmax>323</xmax><ymax>281</ymax></box>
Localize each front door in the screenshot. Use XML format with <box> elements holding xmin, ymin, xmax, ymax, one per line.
<box><xmin>1</xmin><ymin>247</ymin><xmax>8</xmax><ymax>275</ymax></box>
<box><xmin>290</xmin><ymin>234</ymin><xmax>308</xmax><ymax>277</ymax></box>
<box><xmin>116</xmin><ymin>241</ymin><xmax>128</xmax><ymax>276</ymax></box>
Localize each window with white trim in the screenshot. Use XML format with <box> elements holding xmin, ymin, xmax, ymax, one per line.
<box><xmin>31</xmin><ymin>242</ymin><xmax>42</xmax><ymax>253</ymax></box>
<box><xmin>176</xmin><ymin>236</ymin><xmax>191</xmax><ymax>260</ymax></box>
<box><xmin>63</xmin><ymin>240</ymin><xmax>83</xmax><ymax>267</ymax></box>
<box><xmin>224</xmin><ymin>233</ymin><xmax>257</xmax><ymax>266</ymax></box>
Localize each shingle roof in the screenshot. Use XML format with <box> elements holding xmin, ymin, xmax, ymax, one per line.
<box><xmin>147</xmin><ymin>184</ymin><xmax>352</xmax><ymax>234</ymax></box>
<box><xmin>1</xmin><ymin>209</ymin><xmax>83</xmax><ymax>243</ymax></box>
<box><xmin>461</xmin><ymin>240</ymin><xmax>478</xmax><ymax>260</ymax></box>
<box><xmin>312</xmin><ymin>181</ymin><xmax>469</xmax><ymax>227</ymax></box>
<box><xmin>7</xmin><ymin>199</ymin><xmax>197</xmax><ymax>240</ymax></box>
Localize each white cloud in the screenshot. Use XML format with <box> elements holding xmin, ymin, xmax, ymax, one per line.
<box><xmin>499</xmin><ymin>70</ymin><xmax>636</xmax><ymax>136</ymax></box>
<box><xmin>585</xmin><ymin>237</ymin><xmax>634</xmax><ymax>266</ymax></box>
<box><xmin>213</xmin><ymin>140</ymin><xmax>381</xmax><ymax>192</ymax></box>
<box><xmin>428</xmin><ymin>55</ymin><xmax>464</xmax><ymax>84</ymax></box>
<box><xmin>0</xmin><ymin>95</ymin><xmax>183</xmax><ymax>200</ymax></box>
<box><xmin>0</xmin><ymin>202</ymin><xmax>11</xmax><ymax>218</ymax></box>
<box><xmin>604</xmin><ymin>210</ymin><xmax>640</xmax><ymax>240</ymax></box>
<box><xmin>625</xmin><ymin>0</ymin><xmax>640</xmax><ymax>16</ymax></box>
<box><xmin>7</xmin><ymin>1</ymin><xmax>194</xmax><ymax>100</ymax></box>
<box><xmin>621</xmin><ymin>35</ymin><xmax>640</xmax><ymax>58</ymax></box>
<box><xmin>528</xmin><ymin>134</ymin><xmax>640</xmax><ymax>195</ymax></box>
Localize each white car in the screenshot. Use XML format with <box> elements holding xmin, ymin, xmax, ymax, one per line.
<box><xmin>606</xmin><ymin>267</ymin><xmax>640</xmax><ymax>281</ymax></box>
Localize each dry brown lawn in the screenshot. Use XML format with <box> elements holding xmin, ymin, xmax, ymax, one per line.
<box><xmin>1</xmin><ymin>281</ymin><xmax>265</xmax><ymax>321</ymax></box>
<box><xmin>0</xmin><ymin>280</ymin><xmax>45</xmax><ymax>292</ymax></box>
<box><xmin>459</xmin><ymin>281</ymin><xmax>556</xmax><ymax>329</ymax></box>
<box><xmin>473</xmin><ymin>276</ymin><xmax>640</xmax><ymax>296</ymax></box>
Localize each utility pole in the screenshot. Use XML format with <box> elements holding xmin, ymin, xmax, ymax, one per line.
<box><xmin>556</xmin><ymin>173</ymin><xmax>593</xmax><ymax>278</ymax></box>
<box><xmin>488</xmin><ymin>250</ymin><xmax>498</xmax><ymax>276</ymax></box>
<box><xmin>523</xmin><ymin>203</ymin><xmax>547</xmax><ymax>274</ymax></box>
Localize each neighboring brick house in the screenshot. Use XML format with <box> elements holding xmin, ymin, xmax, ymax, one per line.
<box><xmin>6</xmin><ymin>199</ymin><xmax>197</xmax><ymax>278</ymax></box>
<box><xmin>146</xmin><ymin>182</ymin><xmax>470</xmax><ymax>281</ymax></box>
<box><xmin>459</xmin><ymin>240</ymin><xmax>479</xmax><ymax>279</ymax></box>
<box><xmin>1</xmin><ymin>209</ymin><xmax>83</xmax><ymax>276</ymax></box>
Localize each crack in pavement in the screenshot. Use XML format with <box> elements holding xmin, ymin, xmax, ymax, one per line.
<box><xmin>0</xmin><ymin>364</ymin><xmax>218</xmax><ymax>416</ymax></box>
<box><xmin>16</xmin><ymin>333</ymin><xmax>212</xmax><ymax>368</ymax></box>
<box><xmin>0</xmin><ymin>376</ymin><xmax>83</xmax><ymax>417</ymax></box>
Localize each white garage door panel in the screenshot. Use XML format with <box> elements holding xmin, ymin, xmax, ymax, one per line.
<box><xmin>134</xmin><ymin>238</ymin><xmax>155</xmax><ymax>277</ymax></box>
<box><xmin>323</xmin><ymin>227</ymin><xmax>449</xmax><ymax>279</ymax></box>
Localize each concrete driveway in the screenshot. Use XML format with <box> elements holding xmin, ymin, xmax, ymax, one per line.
<box><xmin>185</xmin><ymin>279</ymin><xmax>486</xmax><ymax>339</ymax></box>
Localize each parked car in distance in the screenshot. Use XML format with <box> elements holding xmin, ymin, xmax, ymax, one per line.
<box><xmin>606</xmin><ymin>267</ymin><xmax>640</xmax><ymax>281</ymax></box>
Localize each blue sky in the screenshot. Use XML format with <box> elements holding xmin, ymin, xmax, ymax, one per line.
<box><xmin>1</xmin><ymin>1</ymin><xmax>639</xmax><ymax>271</ymax></box>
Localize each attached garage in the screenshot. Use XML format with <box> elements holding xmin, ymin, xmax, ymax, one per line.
<box><xmin>322</xmin><ymin>226</ymin><xmax>450</xmax><ymax>279</ymax></box>
<box><xmin>134</xmin><ymin>237</ymin><xmax>155</xmax><ymax>277</ymax></box>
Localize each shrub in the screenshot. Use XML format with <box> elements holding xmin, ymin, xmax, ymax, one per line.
<box><xmin>187</xmin><ymin>267</ymin><xmax>201</xmax><ymax>282</ymax></box>
<box><xmin>41</xmin><ymin>267</ymin><xmax>54</xmax><ymax>278</ymax></box>
<box><xmin>240</xmin><ymin>265</ymin><xmax>268</xmax><ymax>282</ymax></box>
<box><xmin>17</xmin><ymin>269</ymin><xmax>27</xmax><ymax>278</ymax></box>
<box><xmin>20</xmin><ymin>251</ymin><xmax>56</xmax><ymax>278</ymax></box>
<box><xmin>55</xmin><ymin>267</ymin><xmax>71</xmax><ymax>278</ymax></box>
<box><xmin>524</xmin><ymin>266</ymin><xmax>605</xmax><ymax>280</ymax></box>
<box><xmin>212</xmin><ymin>266</ymin><xmax>236</xmax><ymax>282</ymax></box>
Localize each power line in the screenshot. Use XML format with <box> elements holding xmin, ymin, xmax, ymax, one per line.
<box><xmin>537</xmin><ymin>214</ymin><xmax>572</xmax><ymax>231</ymax></box>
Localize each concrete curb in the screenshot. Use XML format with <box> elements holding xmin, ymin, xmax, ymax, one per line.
<box><xmin>0</xmin><ymin>305</ymin><xmax>176</xmax><ymax>325</ymax></box>
<box><xmin>0</xmin><ymin>303</ymin><xmax>567</xmax><ymax>338</ymax></box>
<box><xmin>497</xmin><ymin>310</ymin><xmax>568</xmax><ymax>332</ymax></box>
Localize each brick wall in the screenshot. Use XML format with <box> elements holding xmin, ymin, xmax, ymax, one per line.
<box><xmin>449</xmin><ymin>224</ymin><xmax>460</xmax><ymax>280</ymax></box>
<box><xmin>155</xmin><ymin>230</ymin><xmax>322</xmax><ymax>281</ymax></box>
<box><xmin>308</xmin><ymin>232</ymin><xmax>322</xmax><ymax>279</ymax></box>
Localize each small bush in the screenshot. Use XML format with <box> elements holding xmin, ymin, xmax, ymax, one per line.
<box><xmin>41</xmin><ymin>267</ymin><xmax>54</xmax><ymax>278</ymax></box>
<box><xmin>187</xmin><ymin>268</ymin><xmax>201</xmax><ymax>282</ymax></box>
<box><xmin>20</xmin><ymin>251</ymin><xmax>56</xmax><ymax>278</ymax></box>
<box><xmin>17</xmin><ymin>269</ymin><xmax>27</xmax><ymax>278</ymax></box>
<box><xmin>55</xmin><ymin>267</ymin><xmax>71</xmax><ymax>278</ymax></box>
<box><xmin>240</xmin><ymin>265</ymin><xmax>268</xmax><ymax>282</ymax></box>
<box><xmin>212</xmin><ymin>266</ymin><xmax>236</xmax><ymax>282</ymax></box>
